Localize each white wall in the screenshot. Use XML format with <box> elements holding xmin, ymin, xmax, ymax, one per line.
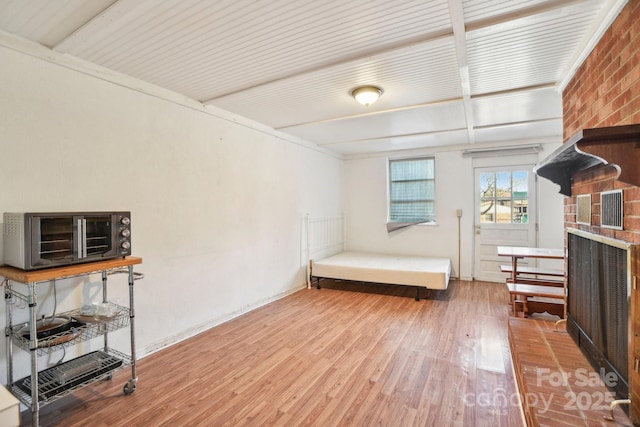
<box><xmin>0</xmin><ymin>40</ymin><xmax>342</xmax><ymax>383</ymax></box>
<box><xmin>343</xmin><ymin>145</ymin><xmax>565</xmax><ymax>280</ymax></box>
<box><xmin>343</xmin><ymin>151</ymin><xmax>474</xmax><ymax>279</ymax></box>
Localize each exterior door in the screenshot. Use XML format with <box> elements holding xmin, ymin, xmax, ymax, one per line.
<box><xmin>473</xmin><ymin>165</ymin><xmax>537</xmax><ymax>282</ymax></box>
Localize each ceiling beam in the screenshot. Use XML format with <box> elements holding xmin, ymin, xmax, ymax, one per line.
<box><xmin>276</xmin><ymin>82</ymin><xmax>558</xmax><ymax>132</ymax></box>
<box><xmin>471</xmin><ymin>83</ymin><xmax>557</xmax><ymax>99</ymax></box>
<box><xmin>316</xmin><ymin>115</ymin><xmax>560</xmax><ymax>147</ymax></box>
<box><xmin>317</xmin><ymin>127</ymin><xmax>468</xmax><ymax>147</ymax></box>
<box><xmin>276</xmin><ymin>97</ymin><xmax>464</xmax><ymax>131</ymax></box>
<box><xmin>447</xmin><ymin>0</ymin><xmax>474</xmax><ymax>144</ymax></box>
<box><xmin>473</xmin><ymin>117</ymin><xmax>562</xmax><ymax>131</ymax></box>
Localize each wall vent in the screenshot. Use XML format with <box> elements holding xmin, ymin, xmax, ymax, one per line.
<box><xmin>601</xmin><ymin>189</ymin><xmax>623</xmax><ymax>230</ymax></box>
<box><xmin>576</xmin><ymin>194</ymin><xmax>591</xmax><ymax>225</ymax></box>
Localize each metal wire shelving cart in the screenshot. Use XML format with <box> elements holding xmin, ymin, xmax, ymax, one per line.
<box><xmin>0</xmin><ymin>257</ymin><xmax>143</xmax><ymax>427</ymax></box>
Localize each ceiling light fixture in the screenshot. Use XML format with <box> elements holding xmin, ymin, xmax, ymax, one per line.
<box><xmin>351</xmin><ymin>85</ymin><xmax>383</xmax><ymax>106</ymax></box>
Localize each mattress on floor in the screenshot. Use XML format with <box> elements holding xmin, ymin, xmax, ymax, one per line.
<box><xmin>311</xmin><ymin>251</ymin><xmax>451</xmax><ymax>290</ymax></box>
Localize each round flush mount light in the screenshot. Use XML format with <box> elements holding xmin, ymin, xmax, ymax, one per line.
<box><xmin>351</xmin><ymin>85</ymin><xmax>383</xmax><ymax>106</ymax></box>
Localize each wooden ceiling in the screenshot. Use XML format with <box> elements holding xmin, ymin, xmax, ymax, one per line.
<box><xmin>0</xmin><ymin>0</ymin><xmax>627</xmax><ymax>156</ymax></box>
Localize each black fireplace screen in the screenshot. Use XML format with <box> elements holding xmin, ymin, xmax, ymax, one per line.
<box><xmin>567</xmin><ymin>231</ymin><xmax>628</xmax><ymax>399</ymax></box>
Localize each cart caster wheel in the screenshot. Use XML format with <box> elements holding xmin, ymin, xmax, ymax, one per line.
<box><xmin>123</xmin><ymin>381</ymin><xmax>136</xmax><ymax>395</ymax></box>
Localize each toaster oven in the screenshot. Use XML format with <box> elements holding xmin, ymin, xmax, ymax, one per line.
<box><xmin>3</xmin><ymin>211</ymin><xmax>131</xmax><ymax>270</ymax></box>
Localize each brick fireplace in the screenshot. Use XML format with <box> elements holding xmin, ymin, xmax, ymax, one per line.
<box><xmin>535</xmin><ymin>0</ymin><xmax>640</xmax><ymax>422</ymax></box>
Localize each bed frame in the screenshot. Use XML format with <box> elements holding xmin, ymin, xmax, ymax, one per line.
<box><xmin>302</xmin><ymin>215</ymin><xmax>451</xmax><ymax>300</ymax></box>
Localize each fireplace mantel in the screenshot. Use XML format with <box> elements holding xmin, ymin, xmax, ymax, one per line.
<box><xmin>534</xmin><ymin>124</ymin><xmax>640</xmax><ymax>196</ymax></box>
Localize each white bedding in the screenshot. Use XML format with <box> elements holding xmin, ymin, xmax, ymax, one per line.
<box><xmin>310</xmin><ymin>251</ymin><xmax>451</xmax><ymax>290</ymax></box>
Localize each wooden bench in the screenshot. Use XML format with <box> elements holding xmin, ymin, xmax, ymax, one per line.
<box><xmin>500</xmin><ymin>264</ymin><xmax>563</xmax><ymax>276</ymax></box>
<box><xmin>500</xmin><ymin>264</ymin><xmax>564</xmax><ymax>287</ymax></box>
<box><xmin>506</xmin><ymin>282</ymin><xmax>565</xmax><ymax>317</ymax></box>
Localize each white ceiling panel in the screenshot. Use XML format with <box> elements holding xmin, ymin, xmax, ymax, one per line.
<box><xmin>286</xmin><ymin>102</ymin><xmax>468</xmax><ymax>146</ymax></box>
<box><xmin>211</xmin><ymin>37</ymin><xmax>462</xmax><ymax>129</ymax></box>
<box><xmin>474</xmin><ymin>118</ymin><xmax>563</xmax><ymax>143</ymax></box>
<box><xmin>472</xmin><ymin>86</ymin><xmax>562</xmax><ymax>127</ymax></box>
<box><xmin>0</xmin><ymin>0</ymin><xmax>620</xmax><ymax>156</ymax></box>
<box><xmin>0</xmin><ymin>0</ymin><xmax>117</xmax><ymax>47</ymax></box>
<box><xmin>463</xmin><ymin>0</ymin><xmax>553</xmax><ymax>24</ymax></box>
<box><xmin>53</xmin><ymin>0</ymin><xmax>453</xmax><ymax>101</ymax></box>
<box><xmin>467</xmin><ymin>1</ymin><xmax>607</xmax><ymax>96</ymax></box>
<box><xmin>322</xmin><ymin>129</ymin><xmax>471</xmax><ymax>156</ymax></box>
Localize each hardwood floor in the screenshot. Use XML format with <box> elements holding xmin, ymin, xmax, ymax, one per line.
<box><xmin>22</xmin><ymin>279</ymin><xmax>524</xmax><ymax>426</ymax></box>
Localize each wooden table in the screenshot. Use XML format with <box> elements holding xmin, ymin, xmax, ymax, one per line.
<box><xmin>498</xmin><ymin>246</ymin><xmax>565</xmax><ymax>317</ymax></box>
<box><xmin>497</xmin><ymin>246</ymin><xmax>564</xmax><ymax>283</ymax></box>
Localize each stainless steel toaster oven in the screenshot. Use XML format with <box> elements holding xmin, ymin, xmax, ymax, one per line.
<box><xmin>3</xmin><ymin>211</ymin><xmax>131</xmax><ymax>270</ymax></box>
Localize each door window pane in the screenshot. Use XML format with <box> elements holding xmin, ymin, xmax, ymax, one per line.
<box><xmin>480</xmin><ymin>170</ymin><xmax>529</xmax><ymax>223</ymax></box>
<box><xmin>496</xmin><ymin>172</ymin><xmax>511</xmax><ymax>198</ymax></box>
<box><xmin>480</xmin><ymin>172</ymin><xmax>496</xmax><ymax>223</ymax></box>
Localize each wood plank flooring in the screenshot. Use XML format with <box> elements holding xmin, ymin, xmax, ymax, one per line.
<box><xmin>21</xmin><ymin>279</ymin><xmax>524</xmax><ymax>426</ymax></box>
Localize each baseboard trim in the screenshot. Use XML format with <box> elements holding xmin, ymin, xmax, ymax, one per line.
<box><xmin>139</xmin><ymin>283</ymin><xmax>307</xmax><ymax>359</ymax></box>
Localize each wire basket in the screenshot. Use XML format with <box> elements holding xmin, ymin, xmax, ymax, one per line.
<box><xmin>11</xmin><ymin>303</ymin><xmax>131</xmax><ymax>356</ymax></box>
<box><xmin>12</xmin><ymin>348</ymin><xmax>131</xmax><ymax>405</ymax></box>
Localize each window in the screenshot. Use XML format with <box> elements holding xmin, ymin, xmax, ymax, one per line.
<box><xmin>479</xmin><ymin>170</ymin><xmax>528</xmax><ymax>223</ymax></box>
<box><xmin>388</xmin><ymin>157</ymin><xmax>435</xmax><ymax>223</ymax></box>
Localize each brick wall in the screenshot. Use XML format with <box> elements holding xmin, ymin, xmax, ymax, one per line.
<box><xmin>562</xmin><ymin>0</ymin><xmax>640</xmax><ymax>244</ymax></box>
<box><xmin>565</xmin><ymin>165</ymin><xmax>640</xmax><ymax>243</ymax></box>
